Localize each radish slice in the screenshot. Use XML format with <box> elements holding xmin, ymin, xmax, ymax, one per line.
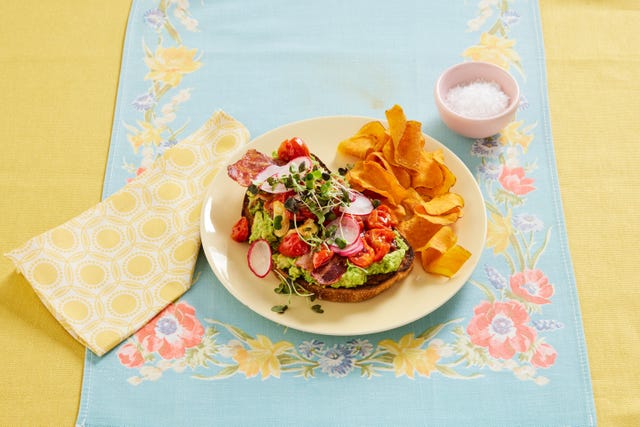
<box><xmin>340</xmin><ymin>190</ymin><xmax>374</xmax><ymax>215</ymax></box>
<box><xmin>327</xmin><ymin>215</ymin><xmax>361</xmax><ymax>250</ymax></box>
<box><xmin>255</xmin><ymin>165</ymin><xmax>288</xmax><ymax>193</ymax></box>
<box><xmin>252</xmin><ymin>156</ymin><xmax>313</xmax><ymax>194</ymax></box>
<box><xmin>253</xmin><ymin>164</ymin><xmax>282</xmax><ymax>183</ymax></box>
<box><xmin>332</xmin><ymin>236</ymin><xmax>364</xmax><ymax>256</ymax></box>
<box><xmin>286</xmin><ymin>156</ymin><xmax>313</xmax><ymax>172</ymax></box>
<box><xmin>247</xmin><ymin>239</ymin><xmax>272</xmax><ymax>278</ymax></box>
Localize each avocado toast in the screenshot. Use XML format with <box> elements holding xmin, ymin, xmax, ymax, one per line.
<box><xmin>227</xmin><ymin>137</ymin><xmax>414</xmax><ymax>303</ymax></box>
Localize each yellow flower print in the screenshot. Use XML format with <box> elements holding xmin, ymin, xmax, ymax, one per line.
<box><xmin>126</xmin><ymin>120</ymin><xmax>166</xmax><ymax>152</ymax></box>
<box><xmin>232</xmin><ymin>335</ymin><xmax>293</xmax><ymax>379</ymax></box>
<box><xmin>380</xmin><ymin>333</ymin><xmax>440</xmax><ymax>379</ymax></box>
<box><xmin>463</xmin><ymin>32</ymin><xmax>521</xmax><ymax>71</ymax></box>
<box><xmin>499</xmin><ymin>120</ymin><xmax>536</xmax><ymax>152</ymax></box>
<box><xmin>144</xmin><ymin>45</ymin><xmax>202</xmax><ymax>87</ymax></box>
<box><xmin>486</xmin><ymin>210</ymin><xmax>513</xmax><ymax>255</ymax></box>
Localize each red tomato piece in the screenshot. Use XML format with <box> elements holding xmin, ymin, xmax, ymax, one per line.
<box><xmin>348</xmin><ymin>239</ymin><xmax>376</xmax><ymax>268</ymax></box>
<box><xmin>278</xmin><ymin>232</ymin><xmax>310</xmax><ymax>258</ymax></box>
<box><xmin>277</xmin><ymin>137</ymin><xmax>311</xmax><ymax>162</ymax></box>
<box><xmin>312</xmin><ymin>246</ymin><xmax>334</xmax><ymax>269</ymax></box>
<box><xmin>365</xmin><ymin>205</ymin><xmax>399</xmax><ymax>229</ymax></box>
<box><xmin>364</xmin><ymin>228</ymin><xmax>395</xmax><ymax>262</ymax></box>
<box><xmin>231</xmin><ymin>217</ymin><xmax>250</xmax><ymax>242</ymax></box>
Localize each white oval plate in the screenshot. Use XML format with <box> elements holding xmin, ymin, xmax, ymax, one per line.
<box><xmin>200</xmin><ymin>116</ymin><xmax>486</xmax><ymax>336</ymax></box>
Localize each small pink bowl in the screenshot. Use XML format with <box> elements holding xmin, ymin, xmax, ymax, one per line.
<box><xmin>434</xmin><ymin>61</ymin><xmax>520</xmax><ymax>139</ymax></box>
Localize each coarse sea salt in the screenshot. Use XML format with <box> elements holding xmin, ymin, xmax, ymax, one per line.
<box><xmin>444</xmin><ymin>80</ymin><xmax>510</xmax><ymax>118</ymax></box>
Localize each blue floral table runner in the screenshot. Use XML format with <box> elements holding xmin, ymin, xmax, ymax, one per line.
<box><xmin>77</xmin><ymin>1</ymin><xmax>595</xmax><ymax>425</ymax></box>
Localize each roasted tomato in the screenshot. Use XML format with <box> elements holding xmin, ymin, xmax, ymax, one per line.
<box><xmin>365</xmin><ymin>228</ymin><xmax>396</xmax><ymax>262</ymax></box>
<box><xmin>365</xmin><ymin>205</ymin><xmax>398</xmax><ymax>229</ymax></box>
<box><xmin>231</xmin><ymin>217</ymin><xmax>250</xmax><ymax>242</ymax></box>
<box><xmin>348</xmin><ymin>239</ymin><xmax>376</xmax><ymax>268</ymax></box>
<box><xmin>277</xmin><ymin>137</ymin><xmax>311</xmax><ymax>162</ymax></box>
<box><xmin>312</xmin><ymin>245</ymin><xmax>334</xmax><ymax>269</ymax></box>
<box><xmin>278</xmin><ymin>232</ymin><xmax>310</xmax><ymax>257</ymax></box>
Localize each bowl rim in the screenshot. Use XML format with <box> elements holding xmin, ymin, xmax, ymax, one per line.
<box><xmin>434</xmin><ymin>61</ymin><xmax>520</xmax><ymax>122</ymax></box>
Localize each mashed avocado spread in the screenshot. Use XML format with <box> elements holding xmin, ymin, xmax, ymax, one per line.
<box><xmin>273</xmin><ymin>236</ymin><xmax>407</xmax><ymax>289</ymax></box>
<box><xmin>249</xmin><ymin>209</ymin><xmax>277</xmax><ymax>244</ymax></box>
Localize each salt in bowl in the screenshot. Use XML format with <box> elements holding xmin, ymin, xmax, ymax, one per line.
<box><xmin>434</xmin><ymin>61</ymin><xmax>520</xmax><ymax>139</ymax></box>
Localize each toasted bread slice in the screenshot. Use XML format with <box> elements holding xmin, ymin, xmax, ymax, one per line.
<box><xmin>243</xmin><ymin>192</ymin><xmax>414</xmax><ymax>303</ymax></box>
<box><xmin>239</xmin><ymin>153</ymin><xmax>414</xmax><ymax>303</ymax></box>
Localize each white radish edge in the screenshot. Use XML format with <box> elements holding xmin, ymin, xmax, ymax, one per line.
<box><xmin>339</xmin><ymin>190</ymin><xmax>374</xmax><ymax>215</ymax></box>
<box><xmin>332</xmin><ymin>236</ymin><xmax>364</xmax><ymax>256</ymax></box>
<box><xmin>247</xmin><ymin>239</ymin><xmax>272</xmax><ymax>278</ymax></box>
<box><xmin>327</xmin><ymin>215</ymin><xmax>361</xmax><ymax>253</ymax></box>
<box><xmin>254</xmin><ymin>156</ymin><xmax>313</xmax><ymax>194</ymax></box>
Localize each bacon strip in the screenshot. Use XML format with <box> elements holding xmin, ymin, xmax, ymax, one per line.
<box><xmin>311</xmin><ymin>257</ymin><xmax>348</xmax><ymax>285</ymax></box>
<box><xmin>227</xmin><ymin>149</ymin><xmax>275</xmax><ymax>187</ymax></box>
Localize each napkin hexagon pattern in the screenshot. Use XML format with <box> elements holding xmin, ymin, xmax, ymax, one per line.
<box><xmin>6</xmin><ymin>111</ymin><xmax>250</xmax><ymax>356</ymax></box>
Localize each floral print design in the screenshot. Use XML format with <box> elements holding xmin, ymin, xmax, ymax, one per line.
<box><xmin>118</xmin><ymin>301</ymin><xmax>204</xmax><ymax>368</ymax></box>
<box><xmin>117</xmin><ymin>0</ymin><xmax>562</xmax><ymax>386</ymax></box>
<box><xmin>119</xmin><ymin>313</ymin><xmax>478</xmax><ymax>384</ymax></box>
<box><xmin>123</xmin><ymin>0</ymin><xmax>202</xmax><ymax>179</ymax></box>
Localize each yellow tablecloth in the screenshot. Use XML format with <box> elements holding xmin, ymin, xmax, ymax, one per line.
<box><xmin>1</xmin><ymin>1</ymin><xmax>638</xmax><ymax>425</ymax></box>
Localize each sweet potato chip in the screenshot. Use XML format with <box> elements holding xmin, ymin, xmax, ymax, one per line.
<box><xmin>424</xmin><ymin>245</ymin><xmax>472</xmax><ymax>278</ymax></box>
<box><xmin>385</xmin><ymin>104</ymin><xmax>407</xmax><ymax>147</ymax></box>
<box><xmin>366</xmin><ymin>151</ymin><xmax>412</xmax><ymax>188</ymax></box>
<box><xmin>397</xmin><ymin>214</ymin><xmax>443</xmax><ymax>250</ymax></box>
<box><xmin>410</xmin><ymin>150</ymin><xmax>444</xmax><ymax>189</ymax></box>
<box><xmin>420</xmin><ymin>193</ymin><xmax>464</xmax><ymax>216</ymax></box>
<box><xmin>338</xmin><ymin>121</ymin><xmax>388</xmax><ymax>159</ymax></box>
<box><xmin>394</xmin><ymin>120</ymin><xmax>424</xmax><ymax>171</ymax></box>
<box><xmin>417</xmin><ymin>162</ymin><xmax>457</xmax><ymax>198</ymax></box>
<box><xmin>347</xmin><ymin>160</ymin><xmax>408</xmax><ymax>206</ymax></box>
<box><xmin>418</xmin><ymin>226</ymin><xmax>457</xmax><ymax>267</ymax></box>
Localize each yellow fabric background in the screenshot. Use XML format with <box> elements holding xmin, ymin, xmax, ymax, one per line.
<box><xmin>0</xmin><ymin>0</ymin><xmax>637</xmax><ymax>425</ymax></box>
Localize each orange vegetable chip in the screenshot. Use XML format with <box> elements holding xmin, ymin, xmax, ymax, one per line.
<box><xmin>397</xmin><ymin>215</ymin><xmax>443</xmax><ymax>250</ymax></box>
<box><xmin>337</xmin><ymin>121</ymin><xmax>388</xmax><ymax>159</ymax></box>
<box><xmin>410</xmin><ymin>150</ymin><xmax>444</xmax><ymax>189</ymax></box>
<box><xmin>385</xmin><ymin>104</ymin><xmax>407</xmax><ymax>147</ymax></box>
<box><xmin>366</xmin><ymin>151</ymin><xmax>412</xmax><ymax>188</ymax></box>
<box><xmin>393</xmin><ymin>120</ymin><xmax>424</xmax><ymax>171</ymax></box>
<box><xmin>420</xmin><ymin>193</ymin><xmax>464</xmax><ymax>216</ymax></box>
<box><xmin>417</xmin><ymin>162</ymin><xmax>457</xmax><ymax>198</ymax></box>
<box><xmin>424</xmin><ymin>245</ymin><xmax>472</xmax><ymax>278</ymax></box>
<box><xmin>347</xmin><ymin>160</ymin><xmax>408</xmax><ymax>206</ymax></box>
<box><xmin>418</xmin><ymin>226</ymin><xmax>457</xmax><ymax>267</ymax></box>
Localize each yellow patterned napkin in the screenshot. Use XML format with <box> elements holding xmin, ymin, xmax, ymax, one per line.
<box><xmin>5</xmin><ymin>110</ymin><xmax>249</xmax><ymax>356</ymax></box>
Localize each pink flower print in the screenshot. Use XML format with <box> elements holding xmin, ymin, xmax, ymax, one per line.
<box><xmin>510</xmin><ymin>269</ymin><xmax>554</xmax><ymax>304</ymax></box>
<box><xmin>499</xmin><ymin>166</ymin><xmax>535</xmax><ymax>195</ymax></box>
<box><xmin>118</xmin><ymin>342</ymin><xmax>145</xmax><ymax>368</ymax></box>
<box><xmin>467</xmin><ymin>300</ymin><xmax>536</xmax><ymax>359</ymax></box>
<box><xmin>135</xmin><ymin>301</ymin><xmax>204</xmax><ymax>360</ymax></box>
<box><xmin>531</xmin><ymin>342</ymin><xmax>557</xmax><ymax>368</ymax></box>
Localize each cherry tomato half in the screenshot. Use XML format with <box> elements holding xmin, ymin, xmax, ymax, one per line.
<box><xmin>278</xmin><ymin>232</ymin><xmax>310</xmax><ymax>258</ymax></box>
<box><xmin>231</xmin><ymin>217</ymin><xmax>250</xmax><ymax>242</ymax></box>
<box><xmin>277</xmin><ymin>137</ymin><xmax>311</xmax><ymax>162</ymax></box>
<box><xmin>365</xmin><ymin>228</ymin><xmax>395</xmax><ymax>262</ymax></box>
<box><xmin>365</xmin><ymin>205</ymin><xmax>399</xmax><ymax>230</ymax></box>
<box><xmin>348</xmin><ymin>239</ymin><xmax>376</xmax><ymax>268</ymax></box>
<box><xmin>312</xmin><ymin>245</ymin><xmax>334</xmax><ymax>269</ymax></box>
